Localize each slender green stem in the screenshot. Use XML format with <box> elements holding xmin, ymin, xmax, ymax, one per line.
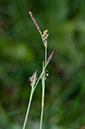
<box><xmin>40</xmin><ymin>62</ymin><xmax>45</xmax><ymax>129</ymax></box>
<box><xmin>22</xmin><ymin>88</ymin><xmax>34</xmax><ymax>129</ymax></box>
<box><xmin>40</xmin><ymin>46</ymin><xmax>47</xmax><ymax>129</ymax></box>
<box><xmin>45</xmin><ymin>47</ymin><xmax>47</xmax><ymax>64</ymax></box>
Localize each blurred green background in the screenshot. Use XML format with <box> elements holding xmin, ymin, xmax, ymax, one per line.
<box><xmin>0</xmin><ymin>0</ymin><xmax>85</xmax><ymax>129</ymax></box>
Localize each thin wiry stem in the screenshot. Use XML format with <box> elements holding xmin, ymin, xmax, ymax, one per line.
<box><xmin>40</xmin><ymin>62</ymin><xmax>46</xmax><ymax>129</ymax></box>
<box><xmin>40</xmin><ymin>45</ymin><xmax>47</xmax><ymax>129</ymax></box>
<box><xmin>45</xmin><ymin>47</ymin><xmax>47</xmax><ymax>64</ymax></box>
<box><xmin>22</xmin><ymin>88</ymin><xmax>34</xmax><ymax>129</ymax></box>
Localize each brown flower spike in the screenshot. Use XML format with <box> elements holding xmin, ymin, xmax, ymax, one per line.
<box><xmin>45</xmin><ymin>49</ymin><xmax>57</xmax><ymax>67</ymax></box>
<box><xmin>29</xmin><ymin>11</ymin><xmax>49</xmax><ymax>48</ymax></box>
<box><xmin>29</xmin><ymin>11</ymin><xmax>42</xmax><ymax>35</ymax></box>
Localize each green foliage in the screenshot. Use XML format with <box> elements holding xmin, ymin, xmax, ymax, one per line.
<box><xmin>0</xmin><ymin>0</ymin><xmax>85</xmax><ymax>129</ymax></box>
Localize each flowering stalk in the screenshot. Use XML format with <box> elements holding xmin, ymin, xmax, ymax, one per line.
<box><xmin>22</xmin><ymin>11</ymin><xmax>57</xmax><ymax>129</ymax></box>
<box><xmin>40</xmin><ymin>31</ymin><xmax>48</xmax><ymax>129</ymax></box>
<box><xmin>22</xmin><ymin>49</ymin><xmax>56</xmax><ymax>129</ymax></box>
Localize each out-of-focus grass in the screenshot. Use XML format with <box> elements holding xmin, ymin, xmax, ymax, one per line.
<box><xmin>0</xmin><ymin>0</ymin><xmax>85</xmax><ymax>129</ymax></box>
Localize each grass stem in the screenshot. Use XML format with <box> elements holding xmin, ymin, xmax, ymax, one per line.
<box><xmin>40</xmin><ymin>46</ymin><xmax>47</xmax><ymax>129</ymax></box>
<box><xmin>40</xmin><ymin>62</ymin><xmax>45</xmax><ymax>129</ymax></box>
<box><xmin>22</xmin><ymin>88</ymin><xmax>34</xmax><ymax>129</ymax></box>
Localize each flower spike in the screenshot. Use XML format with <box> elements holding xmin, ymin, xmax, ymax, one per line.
<box><xmin>29</xmin><ymin>11</ymin><xmax>42</xmax><ymax>35</ymax></box>
<box><xmin>29</xmin><ymin>11</ymin><xmax>49</xmax><ymax>48</ymax></box>
<box><xmin>29</xmin><ymin>70</ymin><xmax>38</xmax><ymax>87</ymax></box>
<box><xmin>42</xmin><ymin>29</ymin><xmax>49</xmax><ymax>48</ymax></box>
<box><xmin>41</xmin><ymin>69</ymin><xmax>49</xmax><ymax>81</ymax></box>
<box><xmin>45</xmin><ymin>49</ymin><xmax>57</xmax><ymax>67</ymax></box>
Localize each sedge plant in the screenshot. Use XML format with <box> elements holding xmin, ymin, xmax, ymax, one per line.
<box><xmin>22</xmin><ymin>11</ymin><xmax>57</xmax><ymax>129</ymax></box>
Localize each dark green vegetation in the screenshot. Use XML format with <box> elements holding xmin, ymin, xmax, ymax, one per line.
<box><xmin>0</xmin><ymin>0</ymin><xmax>85</xmax><ymax>129</ymax></box>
